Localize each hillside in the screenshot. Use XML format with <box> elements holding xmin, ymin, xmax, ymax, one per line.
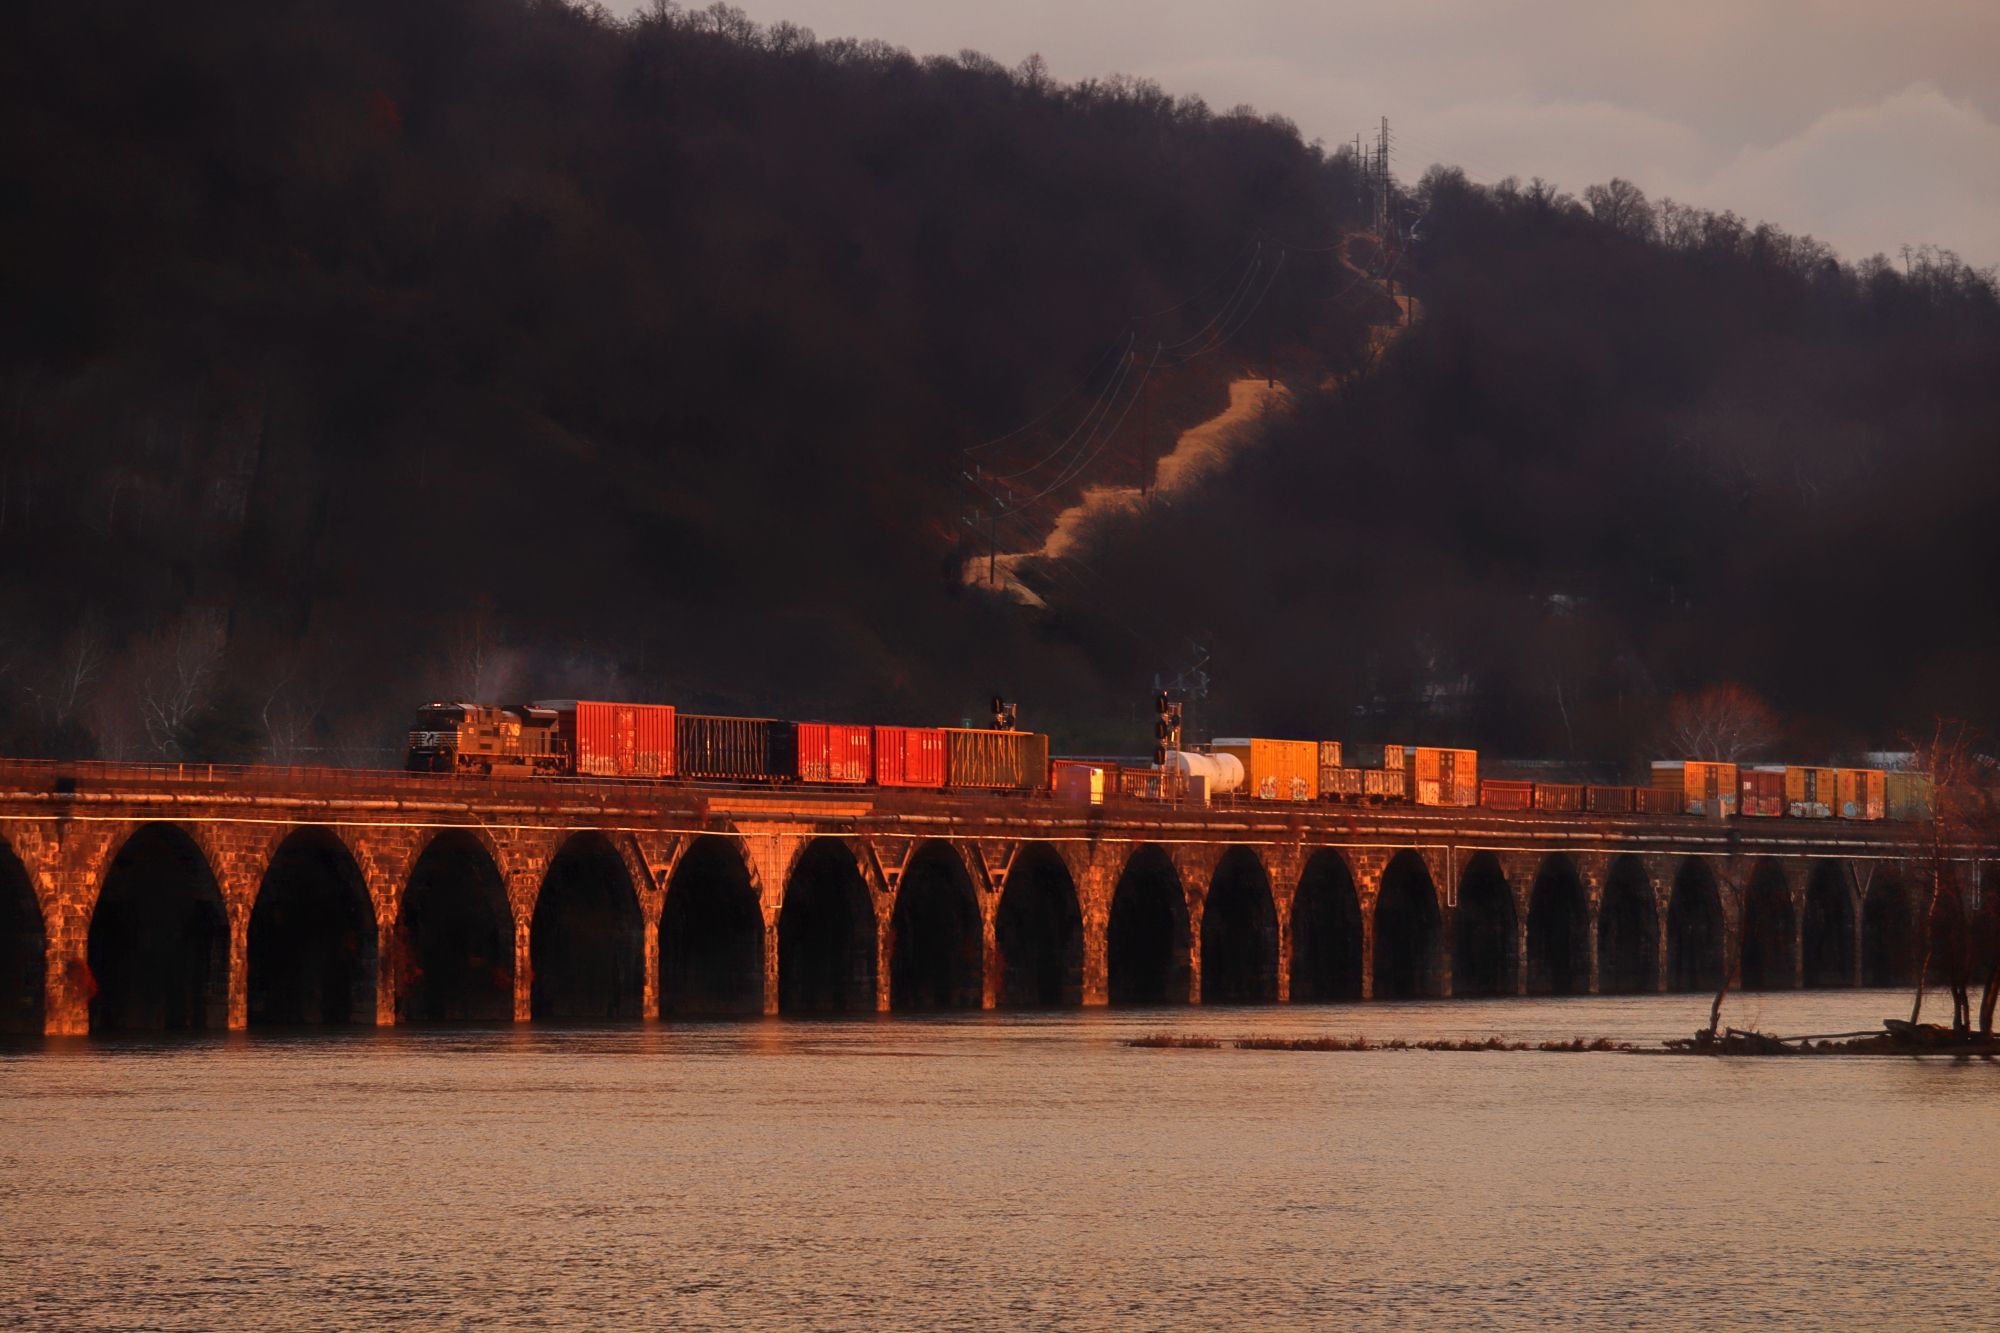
<box><xmin>0</xmin><ymin>0</ymin><xmax>1373</xmax><ymax>760</ymax></box>
<box><xmin>2</xmin><ymin>1</ymin><xmax>1997</xmax><ymax>765</ymax></box>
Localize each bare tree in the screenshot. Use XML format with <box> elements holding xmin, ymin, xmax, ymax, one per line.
<box><xmin>130</xmin><ymin>611</ymin><xmax>227</xmax><ymax>760</ymax></box>
<box><xmin>1704</xmin><ymin>847</ymin><xmax>1753</xmax><ymax>1041</ymax></box>
<box><xmin>27</xmin><ymin>616</ymin><xmax>106</xmax><ymax>734</ymax></box>
<box><xmin>1656</xmin><ymin>683</ymin><xmax>1779</xmax><ymax>763</ymax></box>
<box><xmin>1583</xmin><ymin>178</ymin><xmax>1659</xmax><ymax>242</ymax></box>
<box><xmin>1903</xmin><ymin>720</ymin><xmax>1985</xmax><ymax>1032</ymax></box>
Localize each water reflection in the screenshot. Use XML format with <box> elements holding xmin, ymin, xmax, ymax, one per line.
<box><xmin>2</xmin><ymin>992</ymin><xmax>1994</xmax><ymax>1330</ymax></box>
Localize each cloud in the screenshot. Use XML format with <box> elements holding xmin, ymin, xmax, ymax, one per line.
<box><xmin>618</xmin><ymin>1</ymin><xmax>2000</xmax><ymax>265</ymax></box>
<box><xmin>1698</xmin><ymin>83</ymin><xmax>2000</xmax><ymax>264</ymax></box>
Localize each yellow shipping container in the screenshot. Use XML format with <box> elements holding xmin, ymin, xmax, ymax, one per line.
<box><xmin>1837</xmin><ymin>768</ymin><xmax>1885</xmax><ymax>820</ymax></box>
<box><xmin>1413</xmin><ymin>747</ymin><xmax>1478</xmax><ymax>806</ymax></box>
<box><xmin>1680</xmin><ymin>761</ymin><xmax>1737</xmax><ymax>816</ymax></box>
<box><xmin>1784</xmin><ymin>766</ymin><xmax>1837</xmax><ymax>819</ymax></box>
<box><xmin>1213</xmin><ymin>738</ymin><xmax>1317</xmax><ymax>801</ymax></box>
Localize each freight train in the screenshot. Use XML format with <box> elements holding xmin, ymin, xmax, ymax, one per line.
<box><xmin>404</xmin><ymin>698</ymin><xmax>1048</xmax><ymax>792</ymax></box>
<box><xmin>402</xmin><ymin>700</ymin><xmax>1933</xmax><ymax>820</ymax></box>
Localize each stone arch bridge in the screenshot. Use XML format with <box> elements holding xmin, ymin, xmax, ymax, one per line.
<box><xmin>0</xmin><ymin>763</ymin><xmax>1974</xmax><ymax>1036</ymax></box>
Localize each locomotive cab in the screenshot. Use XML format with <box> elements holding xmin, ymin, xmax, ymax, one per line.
<box><xmin>404</xmin><ymin>702</ymin><xmax>568</xmax><ymax>776</ymax></box>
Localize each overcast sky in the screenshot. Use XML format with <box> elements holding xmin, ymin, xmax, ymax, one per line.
<box><xmin>615</xmin><ymin>0</ymin><xmax>1999</xmax><ymax>268</ymax></box>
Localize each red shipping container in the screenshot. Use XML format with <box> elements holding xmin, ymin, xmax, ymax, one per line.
<box><xmin>1481</xmin><ymin>779</ymin><xmax>1534</xmax><ymax>810</ymax></box>
<box><xmin>796</xmin><ymin>723</ymin><xmax>873</xmax><ymax>783</ymax></box>
<box><xmin>548</xmin><ymin>701</ymin><xmax>676</xmax><ymax>778</ymax></box>
<box><xmin>873</xmin><ymin>726</ymin><xmax>946</xmax><ymax>787</ymax></box>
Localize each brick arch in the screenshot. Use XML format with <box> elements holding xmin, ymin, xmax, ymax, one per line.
<box><xmin>0</xmin><ymin>826</ymin><xmax>55</xmax><ymax>933</ymax></box>
<box><xmin>87</xmin><ymin>821</ymin><xmax>235</xmax><ymax>1032</ymax></box>
<box><xmin>245</xmin><ymin>825</ymin><xmax>380</xmax><ymax>1027</ymax></box>
<box><xmin>778</xmin><ymin>835</ymin><xmax>877</xmax><ymax>1012</ymax></box>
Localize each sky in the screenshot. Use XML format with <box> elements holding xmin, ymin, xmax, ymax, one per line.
<box><xmin>613</xmin><ymin>0</ymin><xmax>2000</xmax><ymax>268</ymax></box>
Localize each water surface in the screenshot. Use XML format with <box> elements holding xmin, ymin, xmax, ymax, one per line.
<box><xmin>3</xmin><ymin>990</ymin><xmax>1994</xmax><ymax>1330</ymax></box>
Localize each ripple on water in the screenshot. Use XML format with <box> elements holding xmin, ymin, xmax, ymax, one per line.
<box><xmin>1</xmin><ymin>990</ymin><xmax>1993</xmax><ymax>1332</ymax></box>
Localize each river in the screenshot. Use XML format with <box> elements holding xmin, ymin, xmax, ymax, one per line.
<box><xmin>3</xmin><ymin>989</ymin><xmax>1994</xmax><ymax>1330</ymax></box>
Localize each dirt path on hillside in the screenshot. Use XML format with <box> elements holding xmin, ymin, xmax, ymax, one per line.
<box><xmin>971</xmin><ymin>236</ymin><xmax>1413</xmax><ymax>606</ymax></box>
<box><xmin>970</xmin><ymin>377</ymin><xmax>1290</xmax><ymax>606</ymax></box>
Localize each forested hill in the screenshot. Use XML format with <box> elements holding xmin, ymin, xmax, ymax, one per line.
<box><xmin>3</xmin><ymin>1</ymin><xmax>1997</xmax><ymax>765</ymax></box>
<box><xmin>0</xmin><ymin>0</ymin><xmax>1371</xmax><ymax>759</ymax></box>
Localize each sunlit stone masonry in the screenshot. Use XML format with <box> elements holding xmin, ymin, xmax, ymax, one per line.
<box><xmin>0</xmin><ymin>762</ymin><xmax>1976</xmax><ymax>1036</ymax></box>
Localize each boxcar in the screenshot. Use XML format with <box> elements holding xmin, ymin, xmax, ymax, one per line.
<box><xmin>1481</xmin><ymin>779</ymin><xmax>1533</xmax><ymax>811</ymax></box>
<box><xmin>541</xmin><ymin>700</ymin><xmax>675</xmax><ymax>778</ymax></box>
<box><xmin>1740</xmin><ymin>766</ymin><xmax>1785</xmax><ymax>817</ymax></box>
<box><xmin>873</xmin><ymin>726</ymin><xmax>946</xmax><ymax>787</ymax></box>
<box><xmin>796</xmin><ymin>722</ymin><xmax>872</xmax><ymax>783</ymax></box>
<box><xmin>1654</xmin><ymin>760</ymin><xmax>1737</xmax><ymax>816</ymax></box>
<box><xmin>1886</xmin><ymin>771</ymin><xmax>1934</xmax><ymax>820</ymax></box>
<box><xmin>1838</xmin><ymin>768</ymin><xmax>1886</xmax><ymax>820</ymax></box>
<box><xmin>1785</xmin><ymin>766</ymin><xmax>1836</xmax><ymax>818</ymax></box>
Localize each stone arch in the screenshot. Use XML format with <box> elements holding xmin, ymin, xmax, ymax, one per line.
<box><xmin>1667</xmin><ymin>858</ymin><xmax>1726</xmax><ymax>993</ymax></box>
<box><xmin>1740</xmin><ymin>860</ymin><xmax>1797</xmax><ymax>991</ymax></box>
<box><xmin>1200</xmin><ymin>847</ymin><xmax>1279</xmax><ymax>1005</ymax></box>
<box><xmin>1526</xmin><ymin>854</ymin><xmax>1590</xmax><ymax>995</ymax></box>
<box><xmin>1596</xmin><ymin>855</ymin><xmax>1658</xmax><ymax>994</ymax></box>
<box><xmin>1291</xmin><ymin>848</ymin><xmax>1363</xmax><ymax>1003</ymax></box>
<box><xmin>1862</xmin><ymin>872</ymin><xmax>1915</xmax><ymax>987</ymax></box>
<box><xmin>1372</xmin><ymin>850</ymin><xmax>1443</xmax><ymax>999</ymax></box>
<box><xmin>0</xmin><ymin>838</ymin><xmax>45</xmax><ymax>1034</ymax></box>
<box><xmin>531</xmin><ymin>831</ymin><xmax>645</xmax><ymax>1020</ymax></box>
<box><xmin>660</xmin><ymin>834</ymin><xmax>765</xmax><ymax>1015</ymax></box>
<box><xmin>1802</xmin><ymin>861</ymin><xmax>1858</xmax><ymax>989</ymax></box>
<box><xmin>995</xmin><ymin>843</ymin><xmax>1083</xmax><ymax>1007</ymax></box>
<box><xmin>396</xmin><ymin>829</ymin><xmax>513</xmax><ymax>1021</ymax></box>
<box><xmin>1453</xmin><ymin>852</ymin><xmax>1517</xmax><ymax>998</ymax></box>
<box><xmin>779</xmin><ymin>837</ymin><xmax>876</xmax><ymax>1013</ymax></box>
<box><xmin>87</xmin><ymin>823</ymin><xmax>230</xmax><ymax>1032</ymax></box>
<box><xmin>246</xmin><ymin>827</ymin><xmax>377</xmax><ymax>1026</ymax></box>
<box><xmin>889</xmin><ymin>841</ymin><xmax>982</xmax><ymax>1010</ymax></box>
<box><xmin>1107</xmin><ymin>844</ymin><xmax>1190</xmax><ymax>1005</ymax></box>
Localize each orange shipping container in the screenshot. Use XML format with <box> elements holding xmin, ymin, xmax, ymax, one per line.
<box><xmin>1317</xmin><ymin>741</ymin><xmax>1343</xmax><ymax>768</ymax></box>
<box><xmin>1413</xmin><ymin>747</ymin><xmax>1477</xmax><ymax>806</ymax></box>
<box><xmin>796</xmin><ymin>723</ymin><xmax>872</xmax><ymax>783</ymax></box>
<box><xmin>873</xmin><ymin>726</ymin><xmax>945</xmax><ymax>787</ymax></box>
<box><xmin>1213</xmin><ymin>738</ymin><xmax>1317</xmax><ymax>801</ymax></box>
<box><xmin>1837</xmin><ymin>769</ymin><xmax>1885</xmax><ymax>820</ymax></box>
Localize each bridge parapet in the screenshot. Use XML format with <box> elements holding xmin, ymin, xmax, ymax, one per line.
<box><xmin>0</xmin><ymin>763</ymin><xmax>1973</xmax><ymax>1036</ymax></box>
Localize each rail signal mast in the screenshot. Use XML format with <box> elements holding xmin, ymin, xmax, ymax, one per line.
<box><xmin>1153</xmin><ymin>691</ymin><xmax>1183</xmax><ymax>766</ymax></box>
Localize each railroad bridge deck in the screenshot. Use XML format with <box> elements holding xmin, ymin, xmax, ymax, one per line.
<box><xmin>0</xmin><ymin>761</ymin><xmax>1972</xmax><ymax>1036</ymax></box>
